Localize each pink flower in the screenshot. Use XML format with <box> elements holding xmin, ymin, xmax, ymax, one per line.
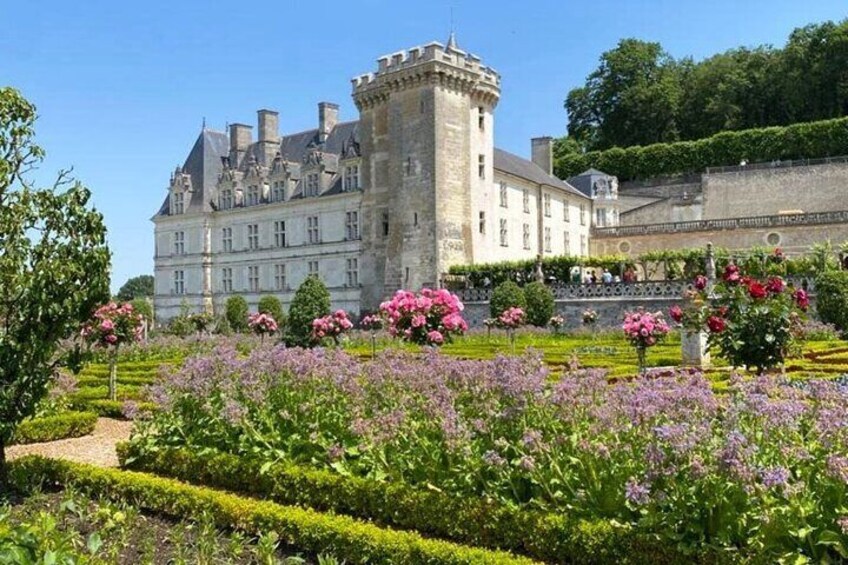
<box><xmin>793</xmin><ymin>289</ymin><xmax>809</xmax><ymax>310</ymax></box>
<box><xmin>427</xmin><ymin>330</ymin><xmax>444</xmax><ymax>344</ymax></box>
<box><xmin>669</xmin><ymin>305</ymin><xmax>683</xmax><ymax>323</ymax></box>
<box><xmin>693</xmin><ymin>275</ymin><xmax>708</xmax><ymax>290</ymax></box>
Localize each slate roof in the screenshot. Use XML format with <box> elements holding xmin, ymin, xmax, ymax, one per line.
<box><xmin>493</xmin><ymin>148</ymin><xmax>589</xmax><ymax>199</ymax></box>
<box><xmin>156</xmin><ymin>129</ymin><xmax>228</xmax><ymax>217</ymax></box>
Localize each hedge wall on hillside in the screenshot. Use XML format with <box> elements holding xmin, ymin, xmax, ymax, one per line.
<box><xmin>554</xmin><ymin>116</ymin><xmax>848</xmax><ymax>181</ymax></box>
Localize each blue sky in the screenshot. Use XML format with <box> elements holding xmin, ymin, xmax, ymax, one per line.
<box><xmin>3</xmin><ymin>0</ymin><xmax>846</xmax><ymax>292</ymax></box>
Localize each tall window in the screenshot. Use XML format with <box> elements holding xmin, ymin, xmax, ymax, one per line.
<box><xmin>248</xmin><ymin>266</ymin><xmax>259</xmax><ymax>292</ymax></box>
<box><xmin>523</xmin><ymin>189</ymin><xmax>530</xmax><ymax>213</ymax></box>
<box><xmin>274</xmin><ymin>221</ymin><xmax>286</xmax><ymax>248</ymax></box>
<box><xmin>596</xmin><ymin>208</ymin><xmax>608</xmax><ymax>227</ymax></box>
<box><xmin>523</xmin><ymin>223</ymin><xmax>531</xmax><ymax>250</ymax></box>
<box><xmin>563</xmin><ymin>231</ymin><xmax>571</xmax><ymax>255</ymax></box>
<box><xmin>222</xmin><ymin>267</ymin><xmax>233</xmax><ymax>293</ymax></box>
<box><xmin>173</xmin><ymin>270</ymin><xmax>184</xmax><ymax>295</ymax></box>
<box><xmin>478</xmin><ymin>154</ymin><xmax>485</xmax><ymax>179</ymax></box>
<box><xmin>306</xmin><ymin>173</ymin><xmax>319</xmax><ymax>196</ymax></box>
<box><xmin>345</xmin><ymin>211</ymin><xmax>359</xmax><ymax>240</ymax></box>
<box><xmin>346</xmin><ymin>258</ymin><xmax>359</xmax><ymax>287</ymax></box>
<box><xmin>580</xmin><ymin>203</ymin><xmax>586</xmax><ymax>226</ymax></box>
<box><xmin>172</xmin><ymin>192</ymin><xmax>184</xmax><ymax>214</ymax></box>
<box><xmin>381</xmin><ymin>212</ymin><xmax>389</xmax><ymax>237</ymax></box>
<box><xmin>499</xmin><ymin>182</ymin><xmax>508</xmax><ymax>208</ymax></box>
<box><xmin>343</xmin><ymin>165</ymin><xmax>360</xmax><ymax>191</ymax></box>
<box><xmin>544</xmin><ymin>227</ymin><xmax>551</xmax><ymax>252</ymax></box>
<box><xmin>499</xmin><ymin>219</ymin><xmax>508</xmax><ymax>247</ymax></box>
<box><xmin>222</xmin><ymin>227</ymin><xmax>232</xmax><ymax>252</ymax></box>
<box><xmin>307</xmin><ymin>216</ymin><xmax>320</xmax><ymax>244</ymax></box>
<box><xmin>564</xmin><ymin>200</ymin><xmax>570</xmax><ymax>222</ymax></box>
<box><xmin>478</xmin><ymin>106</ymin><xmax>485</xmax><ymax>130</ymax></box>
<box><xmin>308</xmin><ymin>260</ymin><xmax>319</xmax><ymax>276</ymax></box>
<box><xmin>247</xmin><ymin>184</ymin><xmax>259</xmax><ymax>206</ymax></box>
<box><xmin>478</xmin><ymin>211</ymin><xmax>486</xmax><ymax>234</ymax></box>
<box><xmin>580</xmin><ymin>234</ymin><xmax>587</xmax><ymax>256</ymax></box>
<box><xmin>220</xmin><ymin>189</ymin><xmax>233</xmax><ymax>210</ymax></box>
<box><xmin>543</xmin><ymin>193</ymin><xmax>551</xmax><ymax>217</ymax></box>
<box><xmin>272</xmin><ymin>181</ymin><xmax>285</xmax><ymax>202</ymax></box>
<box><xmin>173</xmin><ymin>231</ymin><xmax>185</xmax><ymax>255</ymax></box>
<box><xmin>247</xmin><ymin>224</ymin><xmax>259</xmax><ymax>250</ymax></box>
<box><xmin>274</xmin><ymin>264</ymin><xmax>286</xmax><ymax>290</ymax></box>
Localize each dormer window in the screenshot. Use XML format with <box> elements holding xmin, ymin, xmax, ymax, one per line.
<box><xmin>246</xmin><ymin>184</ymin><xmax>260</xmax><ymax>206</ymax></box>
<box><xmin>271</xmin><ymin>181</ymin><xmax>285</xmax><ymax>202</ymax></box>
<box><xmin>220</xmin><ymin>189</ymin><xmax>233</xmax><ymax>210</ymax></box>
<box><xmin>343</xmin><ymin>165</ymin><xmax>360</xmax><ymax>191</ymax></box>
<box><xmin>306</xmin><ymin>173</ymin><xmax>320</xmax><ymax>197</ymax></box>
<box><xmin>172</xmin><ymin>192</ymin><xmax>184</xmax><ymax>215</ymax></box>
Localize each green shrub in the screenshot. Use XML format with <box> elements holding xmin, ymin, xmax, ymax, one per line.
<box><xmin>11</xmin><ymin>412</ymin><xmax>97</xmax><ymax>445</ymax></box>
<box><xmin>554</xmin><ymin>116</ymin><xmax>848</xmax><ymax>181</ymax></box>
<box><xmin>225</xmin><ymin>295</ymin><xmax>249</xmax><ymax>333</ymax></box>
<box><xmin>77</xmin><ymin>400</ymin><xmax>155</xmax><ymax>419</ymax></box>
<box><xmin>815</xmin><ymin>271</ymin><xmax>848</xmax><ymax>338</ymax></box>
<box><xmin>129</xmin><ymin>298</ymin><xmax>153</xmax><ymax>323</ymax></box>
<box><xmin>167</xmin><ymin>314</ymin><xmax>193</xmax><ymax>337</ymax></box>
<box><xmin>523</xmin><ymin>282</ymin><xmax>554</xmax><ymax>327</ymax></box>
<box><xmin>10</xmin><ymin>456</ymin><xmax>537</xmax><ymax>565</ymax></box>
<box><xmin>285</xmin><ymin>276</ymin><xmax>330</xmax><ymax>347</ymax></box>
<box><xmin>490</xmin><ymin>281</ymin><xmax>526</xmax><ymax>318</ymax></box>
<box><xmin>258</xmin><ymin>295</ymin><xmax>286</xmax><ymax>330</ymax></box>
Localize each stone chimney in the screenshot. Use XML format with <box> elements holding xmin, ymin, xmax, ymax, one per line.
<box><xmin>229</xmin><ymin>123</ymin><xmax>253</xmax><ymax>168</ymax></box>
<box><xmin>257</xmin><ymin>109</ymin><xmax>279</xmax><ymax>143</ymax></box>
<box><xmin>531</xmin><ymin>136</ymin><xmax>553</xmax><ymax>176</ymax></box>
<box><xmin>257</xmin><ymin>109</ymin><xmax>279</xmax><ymax>165</ymax></box>
<box><xmin>318</xmin><ymin>102</ymin><xmax>339</xmax><ymax>143</ymax></box>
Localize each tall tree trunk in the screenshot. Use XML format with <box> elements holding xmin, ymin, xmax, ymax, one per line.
<box><xmin>108</xmin><ymin>347</ymin><xmax>118</xmax><ymax>402</ymax></box>
<box><xmin>0</xmin><ymin>436</ymin><xmax>8</xmax><ymax>494</ymax></box>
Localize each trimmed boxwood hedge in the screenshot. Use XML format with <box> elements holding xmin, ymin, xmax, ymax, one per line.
<box><xmin>117</xmin><ymin>445</ymin><xmax>704</xmax><ymax>564</ymax></box>
<box><xmin>11</xmin><ymin>411</ymin><xmax>97</xmax><ymax>445</ymax></box>
<box><xmin>9</xmin><ymin>456</ymin><xmax>539</xmax><ymax>565</ymax></box>
<box><xmin>555</xmin><ymin>116</ymin><xmax>848</xmax><ymax>181</ymax></box>
<box><xmin>72</xmin><ymin>399</ymin><xmax>155</xmax><ymax>419</ymax></box>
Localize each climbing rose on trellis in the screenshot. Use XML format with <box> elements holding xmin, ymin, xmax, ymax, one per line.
<box><xmin>379</xmin><ymin>288</ymin><xmax>467</xmax><ymax>346</ymax></box>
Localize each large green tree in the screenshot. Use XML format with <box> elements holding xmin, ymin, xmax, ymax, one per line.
<box><xmin>117</xmin><ymin>274</ymin><xmax>153</xmax><ymax>301</ymax></box>
<box><xmin>0</xmin><ymin>87</ymin><xmax>110</xmax><ymax>486</ymax></box>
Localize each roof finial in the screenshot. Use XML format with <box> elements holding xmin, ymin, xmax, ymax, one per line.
<box><xmin>202</xmin><ymin>116</ymin><xmax>207</xmax><ymax>130</ymax></box>
<box><xmin>446</xmin><ymin>7</ymin><xmax>458</xmax><ymax>50</ymax></box>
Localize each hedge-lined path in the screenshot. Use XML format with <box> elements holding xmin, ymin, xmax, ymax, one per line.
<box><xmin>8</xmin><ymin>418</ymin><xmax>132</xmax><ymax>468</ymax></box>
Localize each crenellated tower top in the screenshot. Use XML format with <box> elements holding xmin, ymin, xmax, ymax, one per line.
<box><xmin>351</xmin><ymin>39</ymin><xmax>501</xmax><ymax>111</ymax></box>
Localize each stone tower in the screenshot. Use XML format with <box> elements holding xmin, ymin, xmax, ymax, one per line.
<box><xmin>352</xmin><ymin>37</ymin><xmax>501</xmax><ymax>310</ymax></box>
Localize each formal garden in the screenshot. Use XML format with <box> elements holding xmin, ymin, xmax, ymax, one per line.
<box><xmin>5</xmin><ymin>89</ymin><xmax>848</xmax><ymax>563</ymax></box>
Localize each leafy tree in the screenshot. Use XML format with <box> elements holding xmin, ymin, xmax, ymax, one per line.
<box><xmin>523</xmin><ymin>282</ymin><xmax>555</xmax><ymax>327</ymax></box>
<box><xmin>117</xmin><ymin>275</ymin><xmax>153</xmax><ymax>301</ymax></box>
<box><xmin>285</xmin><ymin>276</ymin><xmax>331</xmax><ymax>347</ymax></box>
<box><xmin>490</xmin><ymin>281</ymin><xmax>526</xmax><ymax>319</ymax></box>
<box><xmin>0</xmin><ymin>87</ymin><xmax>110</xmax><ymax>486</ymax></box>
<box><xmin>258</xmin><ymin>295</ymin><xmax>285</xmax><ymax>331</ymax></box>
<box><xmin>225</xmin><ymin>295</ymin><xmax>249</xmax><ymax>333</ymax></box>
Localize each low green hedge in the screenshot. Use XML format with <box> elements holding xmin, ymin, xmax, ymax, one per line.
<box><xmin>117</xmin><ymin>445</ymin><xmax>701</xmax><ymax>564</ymax></box>
<box><xmin>555</xmin><ymin>116</ymin><xmax>848</xmax><ymax>181</ymax></box>
<box><xmin>72</xmin><ymin>399</ymin><xmax>155</xmax><ymax>419</ymax></box>
<box><xmin>9</xmin><ymin>456</ymin><xmax>538</xmax><ymax>565</ymax></box>
<box><xmin>11</xmin><ymin>411</ymin><xmax>97</xmax><ymax>445</ymax></box>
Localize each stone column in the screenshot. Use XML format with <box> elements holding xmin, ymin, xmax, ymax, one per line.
<box><xmin>201</xmin><ymin>220</ymin><xmax>214</xmax><ymax>315</ymax></box>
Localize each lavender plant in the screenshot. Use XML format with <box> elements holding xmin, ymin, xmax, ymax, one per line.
<box><xmin>132</xmin><ymin>346</ymin><xmax>848</xmax><ymax>559</ymax></box>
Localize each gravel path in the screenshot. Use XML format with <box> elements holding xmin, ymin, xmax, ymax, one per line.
<box><xmin>8</xmin><ymin>418</ymin><xmax>133</xmax><ymax>468</ymax></box>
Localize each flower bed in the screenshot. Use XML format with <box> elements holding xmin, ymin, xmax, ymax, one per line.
<box><xmin>9</xmin><ymin>456</ymin><xmax>537</xmax><ymax>565</ymax></box>
<box><xmin>10</xmin><ymin>411</ymin><xmax>97</xmax><ymax>445</ymax></box>
<box><xmin>130</xmin><ymin>345</ymin><xmax>848</xmax><ymax>559</ymax></box>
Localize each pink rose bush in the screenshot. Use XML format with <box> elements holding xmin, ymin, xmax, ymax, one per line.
<box><xmin>81</xmin><ymin>302</ymin><xmax>144</xmax><ymax>348</ymax></box>
<box><xmin>360</xmin><ymin>314</ymin><xmax>383</xmax><ymax>332</ymax></box>
<box><xmin>622</xmin><ymin>310</ymin><xmax>670</xmax><ymax>373</ymax></box>
<box><xmin>379</xmin><ymin>288</ymin><xmax>467</xmax><ymax>346</ymax></box>
<box><xmin>497</xmin><ymin>307</ymin><xmax>526</xmax><ymax>329</ymax></box>
<box><xmin>248</xmin><ymin>312</ymin><xmax>278</xmax><ymax>337</ymax></box>
<box><xmin>311</xmin><ymin>310</ymin><xmax>353</xmax><ymax>344</ymax></box>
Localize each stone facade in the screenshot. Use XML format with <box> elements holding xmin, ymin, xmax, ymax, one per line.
<box><xmin>152</xmin><ymin>37</ymin><xmax>594</xmax><ymax>320</ymax></box>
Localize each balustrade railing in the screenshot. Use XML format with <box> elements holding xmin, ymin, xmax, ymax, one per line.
<box><xmin>593</xmin><ymin>210</ymin><xmax>848</xmax><ymax>238</ymax></box>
